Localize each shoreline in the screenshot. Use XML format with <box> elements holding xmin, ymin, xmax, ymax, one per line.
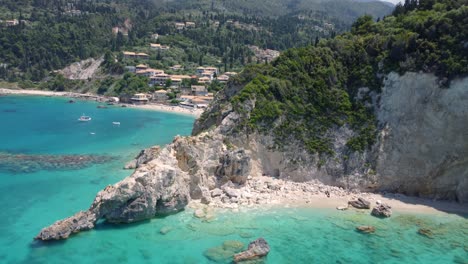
<box><xmin>0</xmin><ymin>88</ymin><xmax>203</xmax><ymax>118</ymax></box>
<box><xmin>2</xmin><ymin>88</ymin><xmax>466</xmax><ymax>217</ymax></box>
<box><xmin>191</xmin><ymin>176</ymin><xmax>468</xmax><ymax>216</ymax></box>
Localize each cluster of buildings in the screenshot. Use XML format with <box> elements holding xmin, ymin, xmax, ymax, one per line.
<box><xmin>130</xmin><ymin>85</ymin><xmax>214</xmax><ymax>108</ymax></box>
<box><xmin>125</xmin><ymin>64</ymin><xmax>193</xmax><ymax>87</ymax></box>
<box><xmin>248</xmin><ymin>45</ymin><xmax>281</xmax><ymax>63</ymax></box>
<box><xmin>124</xmin><ymin>64</ymin><xmax>237</xmax><ymax>87</ymax></box>
<box><xmin>123</xmin><ymin>64</ymin><xmax>239</xmax><ymax>108</ymax></box>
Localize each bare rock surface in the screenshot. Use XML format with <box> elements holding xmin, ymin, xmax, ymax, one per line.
<box><xmin>233</xmin><ymin>238</ymin><xmax>270</xmax><ymax>262</ymax></box>
<box><xmin>58</xmin><ymin>57</ymin><xmax>103</xmax><ymax>80</ymax></box>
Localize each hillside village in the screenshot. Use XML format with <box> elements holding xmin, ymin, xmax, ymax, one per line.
<box><xmin>122</xmin><ymin>62</ymin><xmax>238</xmax><ymax>108</ymax></box>
<box><xmin>112</xmin><ymin>20</ymin><xmax>260</xmax><ymax>109</ymax></box>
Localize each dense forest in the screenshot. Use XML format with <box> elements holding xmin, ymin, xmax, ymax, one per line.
<box><xmin>0</xmin><ymin>0</ymin><xmax>393</xmax><ymax>83</ymax></box>
<box><xmin>202</xmin><ymin>0</ymin><xmax>467</xmax><ymax>155</ymax></box>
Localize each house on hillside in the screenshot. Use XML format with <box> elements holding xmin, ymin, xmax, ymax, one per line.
<box><xmin>5</xmin><ymin>19</ymin><xmax>19</xmax><ymax>26</ymax></box>
<box><xmin>185</xmin><ymin>22</ymin><xmax>196</xmax><ymax>28</ymax></box>
<box><xmin>175</xmin><ymin>22</ymin><xmax>185</xmax><ymax>30</ymax></box>
<box><xmin>150</xmin><ymin>43</ymin><xmax>170</xmax><ymax>50</ymax></box>
<box><xmin>196</xmin><ymin>66</ymin><xmax>219</xmax><ymax>76</ymax></box>
<box><xmin>136</xmin><ymin>53</ymin><xmax>149</xmax><ymax>59</ymax></box>
<box><xmin>149</xmin><ymin>73</ymin><xmax>170</xmax><ymax>86</ymax></box>
<box><xmin>217</xmin><ymin>75</ymin><xmax>229</xmax><ymax>83</ymax></box>
<box><xmin>136</xmin><ymin>64</ymin><xmax>148</xmax><ymax>71</ymax></box>
<box><xmin>123</xmin><ymin>52</ymin><xmax>149</xmax><ymax>60</ymax></box>
<box><xmin>198</xmin><ymin>77</ymin><xmax>211</xmax><ymax>84</ymax></box>
<box><xmin>136</xmin><ymin>68</ymin><xmax>164</xmax><ymax>78</ymax></box>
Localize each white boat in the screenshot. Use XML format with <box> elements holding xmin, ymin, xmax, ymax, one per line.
<box><xmin>112</xmin><ymin>122</ymin><xmax>120</xmax><ymax>125</ymax></box>
<box><xmin>78</xmin><ymin>114</ymin><xmax>92</xmax><ymax>122</ymax></box>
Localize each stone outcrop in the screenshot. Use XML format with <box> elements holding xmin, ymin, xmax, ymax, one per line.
<box><xmin>35</xmin><ymin>211</ymin><xmax>96</xmax><ymax>240</ymax></box>
<box><xmin>371</xmin><ymin>203</ymin><xmax>392</xmax><ymax>218</ymax></box>
<box><xmin>58</xmin><ymin>57</ymin><xmax>103</xmax><ymax>80</ymax></box>
<box><xmin>348</xmin><ymin>197</ymin><xmax>371</xmax><ymax>209</ymax></box>
<box><xmin>215</xmin><ymin>149</ymin><xmax>251</xmax><ymax>184</ymax></box>
<box><xmin>36</xmin><ymin>134</ymin><xmax>252</xmax><ymax>240</ymax></box>
<box><xmin>233</xmin><ymin>238</ymin><xmax>270</xmax><ymax>262</ymax></box>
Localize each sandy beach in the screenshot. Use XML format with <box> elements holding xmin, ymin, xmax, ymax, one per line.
<box><xmin>0</xmin><ymin>88</ymin><xmax>203</xmax><ymax>117</ymax></box>
<box><xmin>198</xmin><ymin>175</ymin><xmax>468</xmax><ymax>216</ymax></box>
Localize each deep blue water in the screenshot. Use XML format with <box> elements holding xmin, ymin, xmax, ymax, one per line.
<box><xmin>0</xmin><ymin>95</ymin><xmax>466</xmax><ymax>264</ymax></box>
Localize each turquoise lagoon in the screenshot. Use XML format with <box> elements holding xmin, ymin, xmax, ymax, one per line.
<box><xmin>0</xmin><ymin>96</ymin><xmax>467</xmax><ymax>264</ymax></box>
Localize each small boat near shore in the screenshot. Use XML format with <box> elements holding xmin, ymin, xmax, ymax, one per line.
<box><xmin>112</xmin><ymin>122</ymin><xmax>120</xmax><ymax>126</ymax></box>
<box><xmin>78</xmin><ymin>114</ymin><xmax>91</xmax><ymax>122</ymax></box>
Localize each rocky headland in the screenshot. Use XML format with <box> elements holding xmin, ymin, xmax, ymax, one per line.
<box><xmin>35</xmin><ymin>72</ymin><xmax>468</xmax><ymax>241</ymax></box>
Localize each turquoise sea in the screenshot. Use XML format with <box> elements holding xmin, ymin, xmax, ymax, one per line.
<box><xmin>0</xmin><ymin>96</ymin><xmax>467</xmax><ymax>264</ymax></box>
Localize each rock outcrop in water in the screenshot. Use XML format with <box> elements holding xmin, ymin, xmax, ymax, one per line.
<box><xmin>233</xmin><ymin>238</ymin><xmax>270</xmax><ymax>262</ymax></box>
<box><xmin>36</xmin><ymin>134</ymin><xmax>252</xmax><ymax>240</ymax></box>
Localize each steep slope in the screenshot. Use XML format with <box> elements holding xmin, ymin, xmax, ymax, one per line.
<box><xmin>193</xmin><ymin>0</ymin><xmax>467</xmax><ymax>199</ymax></box>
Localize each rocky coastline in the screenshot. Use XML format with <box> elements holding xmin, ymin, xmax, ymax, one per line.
<box><xmin>34</xmin><ymin>72</ymin><xmax>468</xmax><ymax>242</ymax></box>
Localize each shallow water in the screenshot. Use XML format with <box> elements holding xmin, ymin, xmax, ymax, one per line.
<box><xmin>0</xmin><ymin>96</ymin><xmax>467</xmax><ymax>264</ymax></box>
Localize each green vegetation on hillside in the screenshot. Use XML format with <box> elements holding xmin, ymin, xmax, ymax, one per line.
<box><xmin>225</xmin><ymin>0</ymin><xmax>467</xmax><ymax>155</ymax></box>
<box><xmin>0</xmin><ymin>0</ymin><xmax>392</xmax><ymax>86</ymax></box>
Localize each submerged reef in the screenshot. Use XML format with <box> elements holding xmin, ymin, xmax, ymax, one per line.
<box><xmin>0</xmin><ymin>152</ymin><xmax>114</xmax><ymax>173</ymax></box>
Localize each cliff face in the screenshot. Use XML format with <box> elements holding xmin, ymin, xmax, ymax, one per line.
<box><xmin>36</xmin><ymin>72</ymin><xmax>468</xmax><ymax>241</ymax></box>
<box><xmin>195</xmin><ymin>72</ymin><xmax>468</xmax><ymax>202</ymax></box>
<box><xmin>375</xmin><ymin>72</ymin><xmax>468</xmax><ymax>202</ymax></box>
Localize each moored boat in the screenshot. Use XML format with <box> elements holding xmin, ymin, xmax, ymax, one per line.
<box><xmin>78</xmin><ymin>114</ymin><xmax>91</xmax><ymax>122</ymax></box>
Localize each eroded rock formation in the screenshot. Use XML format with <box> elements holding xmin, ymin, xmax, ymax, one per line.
<box><xmin>35</xmin><ymin>134</ymin><xmax>252</xmax><ymax>240</ymax></box>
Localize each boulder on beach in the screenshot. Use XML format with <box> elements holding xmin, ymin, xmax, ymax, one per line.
<box><xmin>371</xmin><ymin>203</ymin><xmax>392</xmax><ymax>218</ymax></box>
<box><xmin>348</xmin><ymin>197</ymin><xmax>371</xmax><ymax>209</ymax></box>
<box><xmin>233</xmin><ymin>238</ymin><xmax>270</xmax><ymax>263</ymax></box>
